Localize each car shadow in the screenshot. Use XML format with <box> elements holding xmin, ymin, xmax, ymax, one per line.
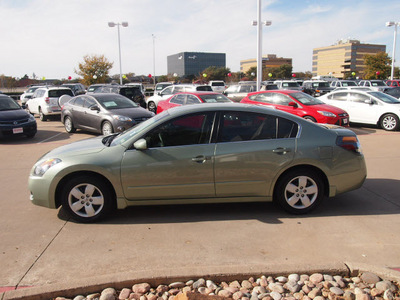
<box><xmin>58</xmin><ymin>178</ymin><xmax>400</xmax><ymax>225</ymax></box>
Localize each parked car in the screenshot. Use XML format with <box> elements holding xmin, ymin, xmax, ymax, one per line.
<box><xmin>25</xmin><ymin>86</ymin><xmax>74</xmax><ymax>121</ymax></box>
<box><xmin>61</xmin><ymin>83</ymin><xmax>86</xmax><ymax>95</ymax></box>
<box><xmin>241</xmin><ymin>90</ymin><xmax>349</xmax><ymax>126</ymax></box>
<box><xmin>156</xmin><ymin>91</ymin><xmax>232</xmax><ymax>113</ymax></box>
<box><xmin>274</xmin><ymin>80</ymin><xmax>303</xmax><ymax>91</ymax></box>
<box><xmin>125</xmin><ymin>83</ymin><xmax>146</xmax><ymax>94</ymax></box>
<box><xmin>223</xmin><ymin>84</ymin><xmax>256</xmax><ymax>102</ymax></box>
<box><xmin>20</xmin><ymin>86</ymin><xmax>45</xmax><ymax>105</ymax></box>
<box><xmin>383</xmin><ymin>87</ymin><xmax>400</xmax><ymax>99</ymax></box>
<box><xmin>358</xmin><ymin>80</ymin><xmax>387</xmax><ymax>91</ymax></box>
<box><xmin>29</xmin><ymin>103</ymin><xmax>366</xmax><ymax>222</ymax></box>
<box><xmin>87</xmin><ymin>84</ymin><xmax>105</xmax><ymax>94</ymax></box>
<box><xmin>319</xmin><ymin>90</ymin><xmax>400</xmax><ymax>131</ymax></box>
<box><xmin>0</xmin><ymin>94</ymin><xmax>37</xmax><ymax>138</ymax></box>
<box><xmin>386</xmin><ymin>80</ymin><xmax>400</xmax><ymax>87</ymax></box>
<box><xmin>330</xmin><ymin>80</ymin><xmax>358</xmax><ymax>88</ymax></box>
<box><xmin>146</xmin><ymin>84</ymin><xmax>212</xmax><ymax>113</ymax></box>
<box><xmin>303</xmin><ymin>81</ymin><xmax>333</xmax><ymax>97</ymax></box>
<box><xmin>61</xmin><ymin>93</ymin><xmax>154</xmax><ymax>135</ymax></box>
<box><xmin>91</xmin><ymin>84</ymin><xmax>146</xmax><ymax>108</ymax></box>
<box><xmin>154</xmin><ymin>82</ymin><xmax>173</xmax><ymax>94</ymax></box>
<box><xmin>208</xmin><ymin>80</ymin><xmax>227</xmax><ymax>93</ymax></box>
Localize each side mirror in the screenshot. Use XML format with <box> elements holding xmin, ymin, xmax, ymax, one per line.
<box><xmin>288</xmin><ymin>101</ymin><xmax>298</xmax><ymax>108</ymax></box>
<box><xmin>364</xmin><ymin>99</ymin><xmax>373</xmax><ymax>105</ymax></box>
<box><xmin>133</xmin><ymin>138</ymin><xmax>148</xmax><ymax>150</ymax></box>
<box><xmin>90</xmin><ymin>105</ymin><xmax>100</xmax><ymax>111</ymax></box>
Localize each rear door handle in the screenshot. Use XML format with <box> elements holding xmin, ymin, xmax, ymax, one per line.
<box><xmin>273</xmin><ymin>147</ymin><xmax>291</xmax><ymax>154</ymax></box>
<box><xmin>192</xmin><ymin>155</ymin><xmax>211</xmax><ymax>163</ymax></box>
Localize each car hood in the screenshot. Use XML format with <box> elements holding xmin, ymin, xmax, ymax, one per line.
<box><xmin>40</xmin><ymin>136</ymin><xmax>106</xmax><ymax>160</ymax></box>
<box><xmin>0</xmin><ymin>109</ymin><xmax>31</xmax><ymax>121</ymax></box>
<box><xmin>108</xmin><ymin>107</ymin><xmax>154</xmax><ymax>118</ymax></box>
<box><xmin>305</xmin><ymin>104</ymin><xmax>347</xmax><ymax>114</ymax></box>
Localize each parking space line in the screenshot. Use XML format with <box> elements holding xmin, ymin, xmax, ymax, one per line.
<box><xmin>36</xmin><ymin>132</ymin><xmax>64</xmax><ymax>144</ymax></box>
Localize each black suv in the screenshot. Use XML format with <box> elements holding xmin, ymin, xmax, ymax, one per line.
<box><xmin>62</xmin><ymin>83</ymin><xmax>86</xmax><ymax>95</ymax></box>
<box><xmin>92</xmin><ymin>84</ymin><xmax>146</xmax><ymax>108</ymax></box>
<box><xmin>302</xmin><ymin>81</ymin><xmax>333</xmax><ymax>97</ymax></box>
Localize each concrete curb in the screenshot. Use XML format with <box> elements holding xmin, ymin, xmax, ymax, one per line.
<box><xmin>2</xmin><ymin>262</ymin><xmax>400</xmax><ymax>300</ymax></box>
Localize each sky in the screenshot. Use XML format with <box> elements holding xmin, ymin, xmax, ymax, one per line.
<box><xmin>1</xmin><ymin>0</ymin><xmax>400</xmax><ymax>80</ymax></box>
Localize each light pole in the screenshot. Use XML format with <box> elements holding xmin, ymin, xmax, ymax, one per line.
<box><xmin>108</xmin><ymin>21</ymin><xmax>128</xmax><ymax>85</ymax></box>
<box><xmin>253</xmin><ymin>0</ymin><xmax>271</xmax><ymax>91</ymax></box>
<box><xmin>386</xmin><ymin>21</ymin><xmax>399</xmax><ymax>80</ymax></box>
<box><xmin>152</xmin><ymin>34</ymin><xmax>156</xmax><ymax>88</ymax></box>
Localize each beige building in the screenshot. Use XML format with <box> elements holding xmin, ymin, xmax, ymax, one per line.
<box><xmin>312</xmin><ymin>39</ymin><xmax>386</xmax><ymax>79</ymax></box>
<box><xmin>240</xmin><ymin>54</ymin><xmax>292</xmax><ymax>73</ymax></box>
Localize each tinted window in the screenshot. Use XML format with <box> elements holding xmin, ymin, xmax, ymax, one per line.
<box><xmin>290</xmin><ymin>92</ymin><xmax>325</xmax><ymax>105</ymax></box>
<box><xmin>349</xmin><ymin>93</ymin><xmax>371</xmax><ymax>103</ymax></box>
<box><xmin>186</xmin><ymin>95</ymin><xmax>201</xmax><ymax>104</ymax></box>
<box><xmin>73</xmin><ymin>97</ymin><xmax>85</xmax><ymax>107</ymax></box>
<box><xmin>170</xmin><ymin>94</ymin><xmax>186</xmax><ymax>104</ymax></box>
<box><xmin>198</xmin><ymin>94</ymin><xmax>231</xmax><ymax>103</ymax></box>
<box><xmin>329</xmin><ymin>92</ymin><xmax>348</xmax><ymax>101</ymax></box>
<box><xmin>83</xmin><ymin>97</ymin><xmax>97</xmax><ymax>108</ymax></box>
<box><xmin>48</xmin><ymin>89</ymin><xmax>74</xmax><ymax>97</ymax></box>
<box><xmin>195</xmin><ymin>86</ymin><xmax>213</xmax><ymax>91</ymax></box>
<box><xmin>0</xmin><ymin>96</ymin><xmax>20</xmax><ymax>111</ymax></box>
<box><xmin>144</xmin><ymin>113</ymin><xmax>214</xmax><ymax>148</ymax></box>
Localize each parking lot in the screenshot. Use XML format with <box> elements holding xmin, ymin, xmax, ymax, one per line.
<box><xmin>1</xmin><ymin>117</ymin><xmax>400</xmax><ymax>290</ymax></box>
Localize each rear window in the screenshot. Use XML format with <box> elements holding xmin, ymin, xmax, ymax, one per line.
<box><xmin>48</xmin><ymin>89</ymin><xmax>74</xmax><ymax>97</ymax></box>
<box><xmin>211</xmin><ymin>82</ymin><xmax>225</xmax><ymax>86</ymax></box>
<box><xmin>196</xmin><ymin>86</ymin><xmax>213</xmax><ymax>91</ymax></box>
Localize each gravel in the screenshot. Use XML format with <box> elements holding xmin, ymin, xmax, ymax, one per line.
<box><xmin>53</xmin><ymin>271</ymin><xmax>399</xmax><ymax>300</ymax></box>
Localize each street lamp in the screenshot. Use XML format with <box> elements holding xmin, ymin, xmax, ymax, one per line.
<box><xmin>386</xmin><ymin>21</ymin><xmax>399</xmax><ymax>80</ymax></box>
<box><xmin>108</xmin><ymin>21</ymin><xmax>128</xmax><ymax>85</ymax></box>
<box><xmin>253</xmin><ymin>0</ymin><xmax>272</xmax><ymax>91</ymax></box>
<box><xmin>152</xmin><ymin>34</ymin><xmax>156</xmax><ymax>88</ymax></box>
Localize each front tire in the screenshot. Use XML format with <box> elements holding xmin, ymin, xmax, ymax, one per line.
<box><xmin>148</xmin><ymin>101</ymin><xmax>156</xmax><ymax>113</ymax></box>
<box><xmin>61</xmin><ymin>175</ymin><xmax>115</xmax><ymax>223</ymax></box>
<box><xmin>274</xmin><ymin>169</ymin><xmax>324</xmax><ymax>214</ymax></box>
<box><xmin>380</xmin><ymin>114</ymin><xmax>399</xmax><ymax>131</ymax></box>
<box><xmin>101</xmin><ymin>121</ymin><xmax>113</xmax><ymax>136</ymax></box>
<box><xmin>303</xmin><ymin>116</ymin><xmax>317</xmax><ymax>122</ymax></box>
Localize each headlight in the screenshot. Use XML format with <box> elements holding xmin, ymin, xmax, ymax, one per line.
<box><xmin>33</xmin><ymin>158</ymin><xmax>61</xmax><ymax>176</ymax></box>
<box><xmin>28</xmin><ymin>114</ymin><xmax>35</xmax><ymax>121</ymax></box>
<box><xmin>318</xmin><ymin>111</ymin><xmax>336</xmax><ymax>117</ymax></box>
<box><xmin>112</xmin><ymin>115</ymin><xmax>132</xmax><ymax>122</ymax></box>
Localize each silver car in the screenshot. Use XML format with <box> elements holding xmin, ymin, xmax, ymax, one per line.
<box><xmin>29</xmin><ymin>103</ymin><xmax>366</xmax><ymax>222</ymax></box>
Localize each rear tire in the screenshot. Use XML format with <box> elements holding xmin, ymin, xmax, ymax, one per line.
<box><xmin>380</xmin><ymin>113</ymin><xmax>399</xmax><ymax>131</ymax></box>
<box><xmin>274</xmin><ymin>169</ymin><xmax>324</xmax><ymax>214</ymax></box>
<box><xmin>39</xmin><ymin>108</ymin><xmax>47</xmax><ymax>121</ymax></box>
<box><xmin>64</xmin><ymin>116</ymin><xmax>76</xmax><ymax>133</ymax></box>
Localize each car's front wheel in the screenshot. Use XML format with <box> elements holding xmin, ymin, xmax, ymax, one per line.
<box><xmin>303</xmin><ymin>116</ymin><xmax>317</xmax><ymax>122</ymax></box>
<box><xmin>101</xmin><ymin>121</ymin><xmax>113</xmax><ymax>135</ymax></box>
<box><xmin>64</xmin><ymin>116</ymin><xmax>76</xmax><ymax>133</ymax></box>
<box><xmin>274</xmin><ymin>169</ymin><xmax>324</xmax><ymax>214</ymax></box>
<box><xmin>380</xmin><ymin>113</ymin><xmax>399</xmax><ymax>131</ymax></box>
<box><xmin>61</xmin><ymin>175</ymin><xmax>115</xmax><ymax>223</ymax></box>
<box><xmin>148</xmin><ymin>101</ymin><xmax>156</xmax><ymax>113</ymax></box>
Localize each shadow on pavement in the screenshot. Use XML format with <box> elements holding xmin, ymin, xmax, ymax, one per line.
<box><xmin>58</xmin><ymin>178</ymin><xmax>400</xmax><ymax>225</ymax></box>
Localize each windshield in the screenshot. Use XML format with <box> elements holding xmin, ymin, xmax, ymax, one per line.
<box><xmin>282</xmin><ymin>82</ymin><xmax>300</xmax><ymax>87</ymax></box>
<box><xmin>313</xmin><ymin>82</ymin><xmax>330</xmax><ymax>88</ymax></box>
<box><xmin>111</xmin><ymin>112</ymin><xmax>168</xmax><ymax>146</ymax></box>
<box><xmin>289</xmin><ymin>92</ymin><xmax>325</xmax><ymax>105</ymax></box>
<box><xmin>199</xmin><ymin>94</ymin><xmax>232</xmax><ymax>103</ymax></box>
<box><xmin>369</xmin><ymin>92</ymin><xmax>400</xmax><ymax>104</ymax></box>
<box><xmin>371</xmin><ymin>81</ymin><xmax>386</xmax><ymax>86</ymax></box>
<box><xmin>342</xmin><ymin>81</ymin><xmax>357</xmax><ymax>87</ymax></box>
<box><xmin>0</xmin><ymin>97</ymin><xmax>21</xmax><ymax>111</ymax></box>
<box><xmin>96</xmin><ymin>94</ymin><xmax>138</xmax><ymax>109</ymax></box>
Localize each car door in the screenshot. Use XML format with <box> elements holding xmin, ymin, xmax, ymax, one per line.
<box><xmin>347</xmin><ymin>92</ymin><xmax>379</xmax><ymax>124</ymax></box>
<box><xmin>323</xmin><ymin>92</ymin><xmax>350</xmax><ymax>112</ymax></box>
<box><xmin>120</xmin><ymin>112</ymin><xmax>216</xmax><ymax>200</ymax></box>
<box><xmin>79</xmin><ymin>96</ymin><xmax>103</xmax><ymax>131</ymax></box>
<box><xmin>214</xmin><ymin>111</ymin><xmax>297</xmax><ymax>197</ymax></box>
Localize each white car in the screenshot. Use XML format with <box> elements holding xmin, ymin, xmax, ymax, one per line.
<box><xmin>319</xmin><ymin>90</ymin><xmax>400</xmax><ymax>131</ymax></box>
<box><xmin>20</xmin><ymin>86</ymin><xmax>45</xmax><ymax>105</ymax></box>
<box><xmin>146</xmin><ymin>84</ymin><xmax>212</xmax><ymax>113</ymax></box>
<box><xmin>208</xmin><ymin>80</ymin><xmax>226</xmax><ymax>93</ymax></box>
<box><xmin>25</xmin><ymin>87</ymin><xmax>74</xmax><ymax>121</ymax></box>
<box><xmin>358</xmin><ymin>80</ymin><xmax>387</xmax><ymax>92</ymax></box>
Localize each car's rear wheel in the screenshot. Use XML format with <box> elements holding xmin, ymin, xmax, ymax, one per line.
<box><xmin>101</xmin><ymin>121</ymin><xmax>113</xmax><ymax>136</ymax></box>
<box><xmin>303</xmin><ymin>116</ymin><xmax>317</xmax><ymax>122</ymax></box>
<box><xmin>148</xmin><ymin>101</ymin><xmax>156</xmax><ymax>113</ymax></box>
<box><xmin>64</xmin><ymin>116</ymin><xmax>76</xmax><ymax>133</ymax></box>
<box><xmin>274</xmin><ymin>169</ymin><xmax>324</xmax><ymax>214</ymax></box>
<box><xmin>39</xmin><ymin>108</ymin><xmax>47</xmax><ymax>121</ymax></box>
<box><xmin>380</xmin><ymin>113</ymin><xmax>399</xmax><ymax>131</ymax></box>
<box><xmin>61</xmin><ymin>175</ymin><xmax>114</xmax><ymax>223</ymax></box>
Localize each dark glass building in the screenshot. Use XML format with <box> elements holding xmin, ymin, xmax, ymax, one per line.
<box><xmin>167</xmin><ymin>52</ymin><xmax>226</xmax><ymax>77</ymax></box>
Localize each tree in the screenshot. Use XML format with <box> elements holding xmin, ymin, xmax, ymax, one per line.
<box><xmin>75</xmin><ymin>54</ymin><xmax>113</xmax><ymax>85</ymax></box>
<box><xmin>199</xmin><ymin>66</ymin><xmax>231</xmax><ymax>81</ymax></box>
<box><xmin>363</xmin><ymin>52</ymin><xmax>391</xmax><ymax>79</ymax></box>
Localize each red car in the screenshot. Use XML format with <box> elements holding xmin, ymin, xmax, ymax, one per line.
<box><xmin>156</xmin><ymin>91</ymin><xmax>232</xmax><ymax>114</ymax></box>
<box><xmin>240</xmin><ymin>90</ymin><xmax>349</xmax><ymax>126</ymax></box>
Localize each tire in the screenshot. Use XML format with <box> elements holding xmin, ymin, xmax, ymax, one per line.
<box><xmin>148</xmin><ymin>101</ymin><xmax>157</xmax><ymax>113</ymax></box>
<box><xmin>303</xmin><ymin>116</ymin><xmax>317</xmax><ymax>122</ymax></box>
<box><xmin>274</xmin><ymin>169</ymin><xmax>324</xmax><ymax>214</ymax></box>
<box><xmin>380</xmin><ymin>114</ymin><xmax>399</xmax><ymax>131</ymax></box>
<box><xmin>101</xmin><ymin>121</ymin><xmax>113</xmax><ymax>136</ymax></box>
<box><xmin>64</xmin><ymin>116</ymin><xmax>76</xmax><ymax>133</ymax></box>
<box><xmin>61</xmin><ymin>175</ymin><xmax>115</xmax><ymax>223</ymax></box>
<box><xmin>39</xmin><ymin>108</ymin><xmax>47</xmax><ymax>121</ymax></box>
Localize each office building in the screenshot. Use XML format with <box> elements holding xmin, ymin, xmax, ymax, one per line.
<box><xmin>240</xmin><ymin>54</ymin><xmax>292</xmax><ymax>73</ymax></box>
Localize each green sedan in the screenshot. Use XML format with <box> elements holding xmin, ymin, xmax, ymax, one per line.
<box><xmin>29</xmin><ymin>103</ymin><xmax>367</xmax><ymax>223</ymax></box>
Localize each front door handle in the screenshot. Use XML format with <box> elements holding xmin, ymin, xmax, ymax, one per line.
<box><xmin>192</xmin><ymin>155</ymin><xmax>211</xmax><ymax>163</ymax></box>
<box><xmin>273</xmin><ymin>147</ymin><xmax>291</xmax><ymax>154</ymax></box>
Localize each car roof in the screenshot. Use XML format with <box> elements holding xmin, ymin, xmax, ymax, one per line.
<box><xmin>248</xmin><ymin>90</ymin><xmax>300</xmax><ymax>96</ymax></box>
<box><xmin>173</xmin><ymin>91</ymin><xmax>223</xmax><ymax>96</ymax></box>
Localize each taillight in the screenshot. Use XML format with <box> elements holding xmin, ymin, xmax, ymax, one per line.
<box><xmin>45</xmin><ymin>97</ymin><xmax>50</xmax><ymax>103</ymax></box>
<box><xmin>336</xmin><ymin>136</ymin><xmax>362</xmax><ymax>154</ymax></box>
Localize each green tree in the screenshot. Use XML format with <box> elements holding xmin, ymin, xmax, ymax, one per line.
<box><xmin>363</xmin><ymin>52</ymin><xmax>391</xmax><ymax>79</ymax></box>
<box><xmin>75</xmin><ymin>54</ymin><xmax>113</xmax><ymax>85</ymax></box>
<box><xmin>200</xmin><ymin>66</ymin><xmax>231</xmax><ymax>81</ymax></box>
